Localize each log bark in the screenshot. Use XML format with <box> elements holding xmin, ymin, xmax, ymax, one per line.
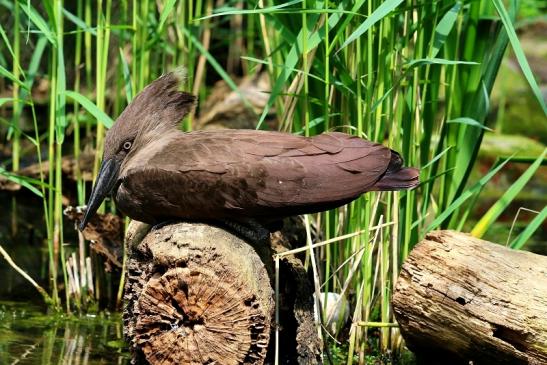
<box><xmin>123</xmin><ymin>221</ymin><xmax>321</xmax><ymax>365</ymax></box>
<box><xmin>392</xmin><ymin>230</ymin><xmax>547</xmax><ymax>365</ymax></box>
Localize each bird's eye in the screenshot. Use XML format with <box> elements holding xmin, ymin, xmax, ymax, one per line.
<box><xmin>123</xmin><ymin>141</ymin><xmax>132</xmax><ymax>151</ymax></box>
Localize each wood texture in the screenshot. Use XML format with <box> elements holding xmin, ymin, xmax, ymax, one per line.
<box><xmin>123</xmin><ymin>221</ymin><xmax>322</xmax><ymax>365</ymax></box>
<box><xmin>270</xmin><ymin>230</ymin><xmax>322</xmax><ymax>365</ymax></box>
<box><xmin>392</xmin><ymin>230</ymin><xmax>547</xmax><ymax>365</ymax></box>
<box><xmin>64</xmin><ymin>206</ymin><xmax>123</xmax><ymax>270</ymax></box>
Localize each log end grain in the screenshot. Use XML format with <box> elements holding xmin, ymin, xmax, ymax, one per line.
<box><xmin>135</xmin><ymin>266</ymin><xmax>268</xmax><ymax>364</ymax></box>
<box><xmin>124</xmin><ymin>221</ymin><xmax>273</xmax><ymax>365</ymax></box>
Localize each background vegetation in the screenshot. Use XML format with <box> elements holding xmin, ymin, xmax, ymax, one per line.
<box><xmin>0</xmin><ymin>0</ymin><xmax>545</xmax><ymax>363</ymax></box>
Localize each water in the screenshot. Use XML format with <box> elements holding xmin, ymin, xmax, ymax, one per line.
<box><xmin>0</xmin><ymin>192</ymin><xmax>129</xmax><ymax>364</ymax></box>
<box><xmin>0</xmin><ymin>301</ymin><xmax>129</xmax><ymax>365</ymax></box>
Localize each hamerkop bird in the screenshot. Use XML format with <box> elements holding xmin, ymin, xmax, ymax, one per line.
<box><xmin>79</xmin><ymin>69</ymin><xmax>419</xmax><ymax>239</ymax></box>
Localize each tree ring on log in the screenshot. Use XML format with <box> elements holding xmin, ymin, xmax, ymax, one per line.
<box><xmin>135</xmin><ymin>265</ymin><xmax>269</xmax><ymax>364</ymax></box>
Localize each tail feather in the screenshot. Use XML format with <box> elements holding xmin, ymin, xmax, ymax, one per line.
<box><xmin>372</xmin><ymin>151</ymin><xmax>420</xmax><ymax>191</ymax></box>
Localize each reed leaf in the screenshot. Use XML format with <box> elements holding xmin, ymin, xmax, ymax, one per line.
<box><xmin>471</xmin><ymin>149</ymin><xmax>546</xmax><ymax>238</ymax></box>
<box><xmin>405</xmin><ymin>58</ymin><xmax>478</xmax><ymax>68</ymax></box>
<box><xmin>492</xmin><ymin>0</ymin><xmax>547</xmax><ymax>115</ymax></box>
<box><xmin>119</xmin><ymin>48</ymin><xmax>133</xmax><ymax>103</ymax></box>
<box><xmin>427</xmin><ymin>157</ymin><xmax>511</xmax><ymax>232</ymax></box>
<box><xmin>0</xmin><ymin>23</ymin><xmax>21</xmax><ymax>72</ymax></box>
<box><xmin>0</xmin><ymin>97</ymin><xmax>15</xmax><ymax>107</ymax></box>
<box><xmin>62</xmin><ymin>7</ymin><xmax>97</xmax><ymax>35</ymax></box>
<box><xmin>0</xmin><ymin>64</ymin><xmax>27</xmax><ymax>89</ymax></box>
<box><xmin>63</xmin><ymin>90</ymin><xmax>114</xmax><ymax>128</ymax></box>
<box><xmin>158</xmin><ymin>0</ymin><xmax>177</xmax><ymax>32</ymax></box>
<box><xmin>200</xmin><ymin>0</ymin><xmax>302</xmax><ymax>20</ymax></box>
<box><xmin>18</xmin><ymin>1</ymin><xmax>56</xmax><ymax>46</ymax></box>
<box><xmin>430</xmin><ymin>2</ymin><xmax>461</xmax><ymax>58</ymax></box>
<box><xmin>447</xmin><ymin>117</ymin><xmax>493</xmax><ymax>131</ymax></box>
<box><xmin>510</xmin><ymin>206</ymin><xmax>547</xmax><ymax>250</ymax></box>
<box><xmin>336</xmin><ymin>0</ymin><xmax>403</xmax><ymax>53</ymax></box>
<box><xmin>0</xmin><ymin>168</ymin><xmax>49</xmax><ymax>197</ymax></box>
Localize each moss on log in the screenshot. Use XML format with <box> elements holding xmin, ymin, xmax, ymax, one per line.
<box><xmin>393</xmin><ymin>230</ymin><xmax>547</xmax><ymax>365</ymax></box>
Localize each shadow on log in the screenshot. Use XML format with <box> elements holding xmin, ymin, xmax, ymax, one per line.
<box><xmin>393</xmin><ymin>230</ymin><xmax>547</xmax><ymax>365</ymax></box>
<box><xmin>123</xmin><ymin>221</ymin><xmax>322</xmax><ymax>365</ymax></box>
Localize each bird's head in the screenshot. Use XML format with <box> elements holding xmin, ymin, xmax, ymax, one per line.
<box><xmin>79</xmin><ymin>68</ymin><xmax>196</xmax><ymax>230</ymax></box>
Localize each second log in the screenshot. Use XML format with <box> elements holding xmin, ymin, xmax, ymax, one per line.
<box><xmin>393</xmin><ymin>230</ymin><xmax>547</xmax><ymax>365</ymax></box>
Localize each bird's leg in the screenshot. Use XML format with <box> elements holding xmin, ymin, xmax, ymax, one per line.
<box><xmin>263</xmin><ymin>219</ymin><xmax>284</xmax><ymax>232</ymax></box>
<box><xmin>219</xmin><ymin>218</ymin><xmax>271</xmax><ymax>245</ymax></box>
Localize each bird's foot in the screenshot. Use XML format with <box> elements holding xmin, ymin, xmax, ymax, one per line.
<box><xmin>219</xmin><ymin>219</ymin><xmax>271</xmax><ymax>246</ymax></box>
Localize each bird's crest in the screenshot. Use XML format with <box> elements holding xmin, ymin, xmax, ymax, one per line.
<box><xmin>113</xmin><ymin>67</ymin><xmax>196</xmax><ymax>131</ymax></box>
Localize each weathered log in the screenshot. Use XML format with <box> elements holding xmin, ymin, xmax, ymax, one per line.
<box><xmin>65</xmin><ymin>206</ymin><xmax>124</xmax><ymax>270</ymax></box>
<box><xmin>392</xmin><ymin>230</ymin><xmax>547</xmax><ymax>365</ymax></box>
<box><xmin>123</xmin><ymin>221</ymin><xmax>321</xmax><ymax>365</ymax></box>
<box><xmin>270</xmin><ymin>231</ymin><xmax>322</xmax><ymax>365</ymax></box>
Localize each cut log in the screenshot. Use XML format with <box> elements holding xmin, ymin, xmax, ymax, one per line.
<box><xmin>392</xmin><ymin>230</ymin><xmax>547</xmax><ymax>365</ymax></box>
<box><xmin>123</xmin><ymin>221</ymin><xmax>322</xmax><ymax>365</ymax></box>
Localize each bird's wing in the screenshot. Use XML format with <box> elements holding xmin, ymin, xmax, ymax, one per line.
<box><xmin>119</xmin><ymin>130</ymin><xmax>391</xmax><ymax>219</ymax></box>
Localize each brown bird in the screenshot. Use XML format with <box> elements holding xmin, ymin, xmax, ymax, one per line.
<box><xmin>79</xmin><ymin>69</ymin><xmax>419</xmax><ymax>238</ymax></box>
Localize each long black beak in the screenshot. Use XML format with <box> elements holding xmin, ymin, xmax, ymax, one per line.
<box><xmin>79</xmin><ymin>158</ymin><xmax>121</xmax><ymax>231</ymax></box>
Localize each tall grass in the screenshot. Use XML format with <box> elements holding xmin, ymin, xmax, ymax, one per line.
<box><xmin>0</xmin><ymin>0</ymin><xmax>544</xmax><ymax>360</ymax></box>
